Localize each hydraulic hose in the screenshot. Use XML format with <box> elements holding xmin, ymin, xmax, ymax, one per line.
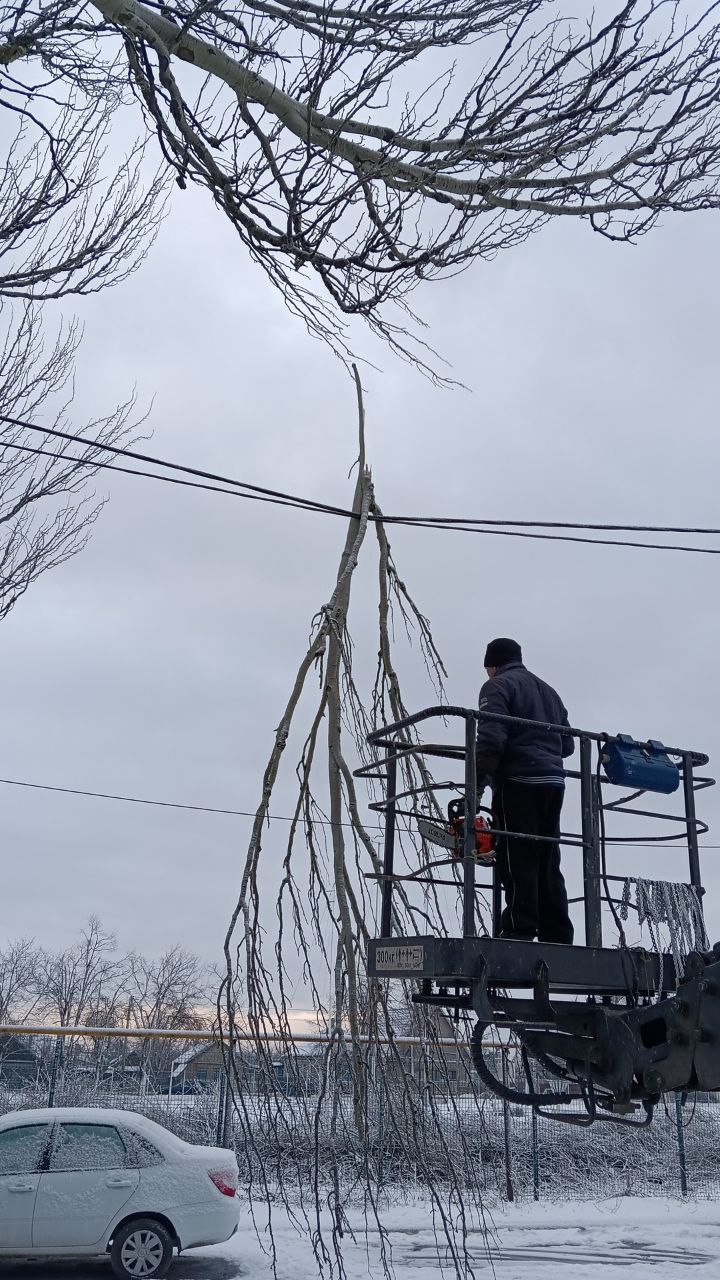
<box><xmin>470</xmin><ymin>1020</ymin><xmax>574</xmax><ymax>1108</ymax></box>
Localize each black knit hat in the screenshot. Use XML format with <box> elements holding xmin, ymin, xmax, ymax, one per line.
<box><xmin>484</xmin><ymin>637</ymin><xmax>522</xmax><ymax>668</ymax></box>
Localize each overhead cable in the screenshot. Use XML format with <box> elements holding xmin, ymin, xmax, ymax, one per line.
<box><xmin>2</xmin><ymin>413</ymin><xmax>720</xmax><ymax>555</ymax></box>
<box><xmin>0</xmin><ymin>774</ymin><xmax>381</xmax><ymax>829</ymax></box>
<box><xmin>0</xmin><ymin>775</ymin><xmax>716</xmax><ymax>849</ymax></box>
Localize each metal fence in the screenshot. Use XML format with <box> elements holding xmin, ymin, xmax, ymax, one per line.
<box><xmin>0</xmin><ymin>1027</ymin><xmax>717</xmax><ymax>1204</ymax></box>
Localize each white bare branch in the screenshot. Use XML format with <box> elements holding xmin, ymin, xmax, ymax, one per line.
<box><xmin>0</xmin><ymin>303</ymin><xmax>146</xmax><ymax>618</ymax></box>
<box><xmin>6</xmin><ymin>2</ymin><xmax>720</xmax><ymax>362</ymax></box>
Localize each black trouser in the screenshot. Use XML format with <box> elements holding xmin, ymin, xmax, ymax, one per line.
<box><xmin>493</xmin><ymin>781</ymin><xmax>574</xmax><ymax>944</ymax></box>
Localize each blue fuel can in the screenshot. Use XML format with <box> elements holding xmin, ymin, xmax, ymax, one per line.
<box><xmin>602</xmin><ymin>734</ymin><xmax>680</xmax><ymax>794</ymax></box>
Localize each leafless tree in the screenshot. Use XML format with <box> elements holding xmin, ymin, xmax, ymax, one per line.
<box><xmin>0</xmin><ymin>303</ymin><xmax>147</xmax><ymax>619</ymax></box>
<box><xmin>124</xmin><ymin>945</ymin><xmax>210</xmax><ymax>1030</ymax></box>
<box><xmin>0</xmin><ymin>938</ymin><xmax>41</xmax><ymax>1023</ymax></box>
<box><xmin>16</xmin><ymin>922</ymin><xmax>209</xmax><ymax>1085</ymax></box>
<box><xmin>0</xmin><ymin>1</ymin><xmax>165</xmax><ymax>305</ymax></box>
<box><xmin>123</xmin><ymin>945</ymin><xmax>211</xmax><ymax>1075</ymax></box>
<box><xmin>0</xmin><ymin>0</ymin><xmax>164</xmax><ymax>616</ymax></box>
<box><xmin>7</xmin><ymin>2</ymin><xmax>720</xmax><ymax>362</ymax></box>
<box><xmin>34</xmin><ymin>916</ymin><xmax>125</xmax><ymax>1028</ymax></box>
<box><xmin>33</xmin><ymin>916</ymin><xmax>126</xmax><ymax>1080</ymax></box>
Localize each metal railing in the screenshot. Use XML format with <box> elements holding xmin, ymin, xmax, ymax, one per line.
<box><xmin>356</xmin><ymin>705</ymin><xmax>713</xmax><ymax>946</ymax></box>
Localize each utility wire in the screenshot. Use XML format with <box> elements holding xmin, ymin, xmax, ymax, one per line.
<box><xmin>0</xmin><ymin>414</ymin><xmax>349</xmax><ymax>517</ymax></box>
<box><xmin>0</xmin><ymin>776</ymin><xmax>716</xmax><ymax>849</ymax></box>
<box><xmin>5</xmin><ymin>435</ymin><xmax>720</xmax><ymax>555</ymax></box>
<box><xmin>0</xmin><ymin>775</ymin><xmax>382</xmax><ymax>829</ymax></box>
<box><xmin>0</xmin><ymin>439</ymin><xmax>325</xmax><ymax>515</ymax></box>
<box><xmin>3</xmin><ymin>413</ymin><xmax>720</xmax><ymax>555</ymax></box>
<box><xmin>3</xmin><ymin>423</ymin><xmax>715</xmax><ymax>834</ymax></box>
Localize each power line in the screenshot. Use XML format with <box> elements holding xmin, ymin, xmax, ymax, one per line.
<box><xmin>384</xmin><ymin>522</ymin><xmax>720</xmax><ymax>555</ymax></box>
<box><xmin>0</xmin><ymin>413</ymin><xmax>349</xmax><ymax>518</ymax></box>
<box><xmin>7</xmin><ymin>432</ymin><xmax>720</xmax><ymax>555</ymax></box>
<box><xmin>0</xmin><ymin>438</ymin><xmax>322</xmax><ymax>515</ymax></box>
<box><xmin>0</xmin><ymin>775</ymin><xmax>717</xmax><ymax>849</ymax></box>
<box><xmin>0</xmin><ymin>775</ymin><xmax>383</xmax><ymax>830</ymax></box>
<box><xmin>3</xmin><ymin>412</ymin><xmax>720</xmax><ymax>555</ymax></box>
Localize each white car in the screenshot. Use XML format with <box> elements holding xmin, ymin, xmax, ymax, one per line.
<box><xmin>0</xmin><ymin>1107</ymin><xmax>240</xmax><ymax>1278</ymax></box>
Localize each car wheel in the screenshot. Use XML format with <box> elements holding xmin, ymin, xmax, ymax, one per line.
<box><xmin>110</xmin><ymin>1218</ymin><xmax>174</xmax><ymax>1279</ymax></box>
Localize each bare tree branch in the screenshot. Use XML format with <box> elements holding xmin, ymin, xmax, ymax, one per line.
<box><xmin>0</xmin><ymin>302</ymin><xmax>147</xmax><ymax>619</ymax></box>
<box><xmin>7</xmin><ymin>3</ymin><xmax>720</xmax><ymax>363</ymax></box>
<box><xmin>0</xmin><ymin>939</ymin><xmax>42</xmax><ymax>1023</ymax></box>
<box><xmin>65</xmin><ymin>0</ymin><xmax>720</xmax><ymax>364</ymax></box>
<box><xmin>34</xmin><ymin>916</ymin><xmax>123</xmax><ymax>1028</ymax></box>
<box><xmin>0</xmin><ymin>86</ymin><xmax>166</xmax><ymax>301</ymax></box>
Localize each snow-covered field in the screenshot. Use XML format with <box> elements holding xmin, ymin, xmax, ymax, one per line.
<box><xmin>0</xmin><ymin>1199</ymin><xmax>717</xmax><ymax>1278</ymax></box>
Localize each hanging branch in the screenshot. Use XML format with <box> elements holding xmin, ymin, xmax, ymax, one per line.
<box><xmin>217</xmin><ymin>369</ymin><xmax>496</xmax><ymax>1277</ymax></box>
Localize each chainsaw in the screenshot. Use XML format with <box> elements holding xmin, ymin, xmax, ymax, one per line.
<box><xmin>416</xmin><ymin>798</ymin><xmax>495</xmax><ymax>865</ymax></box>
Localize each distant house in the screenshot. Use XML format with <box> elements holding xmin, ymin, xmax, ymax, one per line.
<box><xmin>0</xmin><ymin>1035</ymin><xmax>40</xmax><ymax>1087</ymax></box>
<box><xmin>160</xmin><ymin>1016</ymin><xmax>485</xmax><ymax>1100</ymax></box>
<box><xmin>165</xmin><ymin>1042</ymin><xmax>224</xmax><ymax>1092</ymax></box>
<box><xmin>381</xmin><ymin>1008</ymin><xmax>473</xmax><ymax>1095</ymax></box>
<box><xmin>101</xmin><ymin>1049</ymin><xmax>151</xmax><ymax>1094</ymax></box>
<box><xmin>164</xmin><ymin>1042</ymin><xmax>332</xmax><ymax>1097</ymax></box>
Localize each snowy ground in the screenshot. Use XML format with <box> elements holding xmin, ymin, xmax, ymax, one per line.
<box><xmin>0</xmin><ymin>1199</ymin><xmax>717</xmax><ymax>1278</ymax></box>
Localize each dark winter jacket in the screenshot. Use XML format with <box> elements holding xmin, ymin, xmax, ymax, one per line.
<box><xmin>476</xmin><ymin>661</ymin><xmax>574</xmax><ymax>784</ymax></box>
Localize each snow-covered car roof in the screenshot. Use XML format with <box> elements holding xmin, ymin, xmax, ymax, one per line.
<box><xmin>0</xmin><ymin>1108</ymin><xmax>186</xmax><ymax>1149</ymax></box>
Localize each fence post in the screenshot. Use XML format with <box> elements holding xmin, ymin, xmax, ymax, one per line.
<box><xmin>532</xmin><ymin>1106</ymin><xmax>540</xmax><ymax>1201</ymax></box>
<box><xmin>221</xmin><ymin>1072</ymin><xmax>235</xmax><ymax>1148</ymax></box>
<box><xmin>377</xmin><ymin>1064</ymin><xmax>386</xmax><ymax>1191</ymax></box>
<box><xmin>215</xmin><ymin>1075</ymin><xmax>226</xmax><ymax>1147</ymax></box>
<box><xmin>47</xmin><ymin>1036</ymin><xmax>63</xmax><ymax>1108</ymax></box>
<box><xmin>674</xmin><ymin>1092</ymin><xmax>688</xmax><ymax>1197</ymax></box>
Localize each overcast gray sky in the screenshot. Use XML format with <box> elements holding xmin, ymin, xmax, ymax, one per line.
<box><xmin>1</xmin><ymin>174</ymin><xmax>719</xmax><ymax>982</ymax></box>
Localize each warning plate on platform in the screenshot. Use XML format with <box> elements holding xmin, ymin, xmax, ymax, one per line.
<box><xmin>374</xmin><ymin>944</ymin><xmax>425</xmax><ymax>972</ymax></box>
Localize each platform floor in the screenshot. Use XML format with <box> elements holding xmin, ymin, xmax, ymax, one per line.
<box><xmin>369</xmin><ymin>935</ymin><xmax>675</xmax><ymax>996</ymax></box>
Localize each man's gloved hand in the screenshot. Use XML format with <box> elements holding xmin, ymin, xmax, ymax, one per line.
<box><xmin>475</xmin><ymin>752</ymin><xmax>498</xmax><ymax>808</ymax></box>
<box><xmin>476</xmin><ymin>774</ymin><xmax>491</xmax><ymax>808</ymax></box>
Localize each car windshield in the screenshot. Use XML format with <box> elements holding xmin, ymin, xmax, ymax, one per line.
<box><xmin>0</xmin><ymin>1125</ymin><xmax>48</xmax><ymax>1175</ymax></box>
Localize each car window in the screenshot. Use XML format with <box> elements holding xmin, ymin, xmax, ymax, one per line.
<box><xmin>124</xmin><ymin>1114</ymin><xmax>185</xmax><ymax>1153</ymax></box>
<box><xmin>50</xmin><ymin>1124</ymin><xmax>128</xmax><ymax>1172</ymax></box>
<box><xmin>122</xmin><ymin>1130</ymin><xmax>164</xmax><ymax>1168</ymax></box>
<box><xmin>0</xmin><ymin>1125</ymin><xmax>49</xmax><ymax>1175</ymax></box>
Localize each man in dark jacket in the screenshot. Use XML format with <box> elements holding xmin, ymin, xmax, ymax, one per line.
<box><xmin>477</xmin><ymin>638</ymin><xmax>574</xmax><ymax>944</ymax></box>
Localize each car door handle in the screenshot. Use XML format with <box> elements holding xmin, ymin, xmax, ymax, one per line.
<box><xmin>8</xmin><ymin>1183</ymin><xmax>34</xmax><ymax>1193</ymax></box>
<box><xmin>106</xmin><ymin>1178</ymin><xmax>134</xmax><ymax>1188</ymax></box>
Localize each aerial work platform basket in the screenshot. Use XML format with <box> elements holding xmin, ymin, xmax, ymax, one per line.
<box><xmin>356</xmin><ymin>707</ymin><xmax>719</xmax><ymax>1126</ymax></box>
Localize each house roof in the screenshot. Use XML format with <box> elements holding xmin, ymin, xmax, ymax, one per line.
<box><xmin>171</xmin><ymin>1043</ymin><xmax>215</xmax><ymax>1076</ymax></box>
<box><xmin>0</xmin><ymin>1034</ymin><xmax>39</xmax><ymax>1062</ymax></box>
